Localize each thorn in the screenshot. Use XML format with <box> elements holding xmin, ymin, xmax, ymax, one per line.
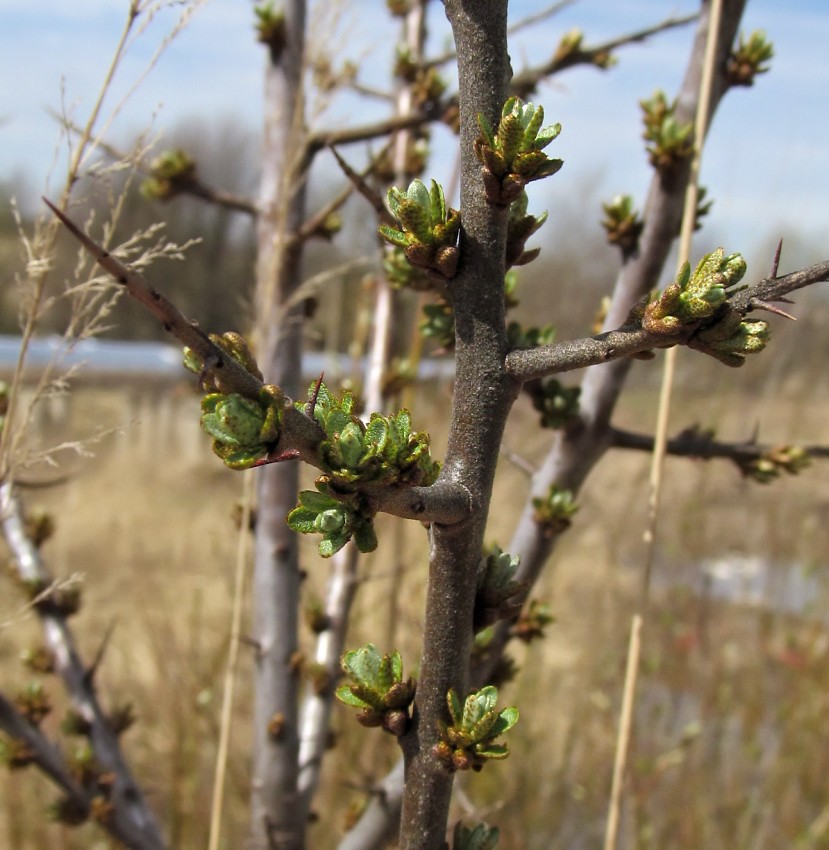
<box><xmin>84</xmin><ymin>622</ymin><xmax>116</xmax><ymax>686</ymax></box>
<box><xmin>770</xmin><ymin>238</ymin><xmax>783</xmax><ymax>278</ymax></box>
<box><xmin>252</xmin><ymin>449</ymin><xmax>301</xmax><ymax>467</ymax></box>
<box><xmin>239</xmin><ymin>634</ymin><xmax>262</xmax><ymax>657</ymax></box>
<box><xmin>305</xmin><ymin>372</ymin><xmax>324</xmax><ymax>419</ymax></box>
<box><xmin>750</xmin><ymin>298</ymin><xmax>797</xmax><ymax>321</ymax></box>
<box><xmin>198</xmin><ymin>353</ymin><xmax>221</xmax><ymax>389</ymax></box>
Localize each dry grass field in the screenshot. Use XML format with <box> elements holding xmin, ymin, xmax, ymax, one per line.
<box><xmin>2</xmin><ymin>324</ymin><xmax>829</xmax><ymax>848</ymax></box>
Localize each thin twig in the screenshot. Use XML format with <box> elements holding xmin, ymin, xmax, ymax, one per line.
<box><xmin>609</xmin><ymin>425</ymin><xmax>829</xmax><ymax>464</ymax></box>
<box><xmin>511</xmin><ymin>13</ymin><xmax>698</xmax><ymax>96</ymax></box>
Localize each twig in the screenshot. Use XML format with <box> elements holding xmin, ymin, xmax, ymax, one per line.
<box><xmin>43</xmin><ymin>198</ymin><xmax>260</xmax><ymax>397</ymax></box>
<box><xmin>50</xmin><ymin>115</ymin><xmax>259</xmax><ymax>215</ymax></box>
<box><xmin>297</xmin><ymin>542</ymin><xmax>360</xmax><ymax>814</ymax></box>
<box><xmin>296</xmin><ymin>143</ymin><xmax>394</xmax><ymax>241</ymax></box>
<box><xmin>609</xmin><ymin>425</ymin><xmax>829</xmax><ymax>464</ymax></box>
<box><xmin>508</xmin><ymin>0</ymin><xmax>578</xmax><ymax>34</ymax></box>
<box><xmin>304</xmin><ymin>110</ymin><xmax>438</xmax><ymax>164</ymax></box>
<box><xmin>0</xmin><ymin>693</ymin><xmax>93</xmax><ymax>817</ymax></box>
<box><xmin>328</xmin><ymin>146</ymin><xmax>395</xmax><ymax>226</ymax></box>
<box><xmin>511</xmin><ymin>13</ymin><xmax>698</xmax><ymax>96</ymax></box>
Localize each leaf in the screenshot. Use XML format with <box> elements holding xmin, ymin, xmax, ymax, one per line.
<box><xmin>522</xmin><ymin>102</ymin><xmax>543</xmax><ymax>149</ymax></box>
<box><xmin>447</xmin><ymin>688</ymin><xmax>463</xmax><ymax>725</ymax></box>
<box><xmin>335</xmin><ymin>685</ymin><xmax>371</xmax><ymax>708</ymax></box>
<box><xmin>428</xmin><ymin>179</ymin><xmax>446</xmax><ymax>224</ymax></box>
<box><xmin>397</xmin><ymin>200</ymin><xmax>433</xmax><ymax>244</ymax></box>
<box><xmin>454</xmin><ymin>822</ymin><xmax>500</xmax><ymax>850</ymax></box>
<box><xmin>376</xmin><ymin>654</ymin><xmax>394</xmax><ymax>693</ymax></box>
<box><xmin>378</xmin><ymin>224</ymin><xmax>410</xmax><ymax>249</ymax></box>
<box><xmin>286</xmin><ymin>506</ymin><xmax>318</xmax><ymax>534</ymax></box>
<box><xmin>319</xmin><ymin>531</ymin><xmax>349</xmax><ymax>558</ymax></box>
<box><xmin>489</xmin><ymin>705</ymin><xmax>519</xmax><ymax>737</ymax></box>
<box><xmin>353</xmin><ymin>521</ymin><xmax>378</xmax><ymax>553</ymax></box>
<box><xmin>390</xmin><ymin>649</ymin><xmax>403</xmax><ymax>683</ymax></box>
<box><xmin>473</xmin><ymin>743</ymin><xmax>510</xmax><ymax>760</ymax></box>
<box><xmin>468</xmin><ymin>710</ymin><xmax>499</xmax><ymax>743</ymax></box>
<box><xmin>363</xmin><ymin>416</ymin><xmax>390</xmax><ymax>458</ymax></box>
<box><xmin>386</xmin><ymin>186</ymin><xmax>404</xmax><ymax>218</ymax></box>
<box><xmin>324</xmin><ymin>409</ymin><xmax>352</xmax><ymax>440</ymax></box>
<box><xmin>500</xmin><ymin>96</ymin><xmax>517</xmax><ymax>120</ymax></box>
<box><xmin>476</xmin><ymin>112</ymin><xmax>496</xmax><ymax>146</ymax></box>
<box><xmin>498</xmin><ymin>113</ymin><xmax>524</xmax><ymax>165</ymax></box>
<box><xmin>343</xmin><ymin>644</ymin><xmax>382</xmax><ymax>686</ymax></box>
<box><xmin>534</xmin><ymin>122</ymin><xmax>562</xmax><ymax>150</ymax></box>
<box><xmin>407</xmin><ymin>178</ymin><xmax>431</xmax><ymax>211</ymax></box>
<box><xmin>463</xmin><ymin>686</ymin><xmax>498</xmax><ymax>731</ymax></box>
<box><xmin>338</xmin><ymin>421</ymin><xmax>366</xmax><ymax>469</ymax></box>
<box><xmin>298</xmin><ymin>489</ymin><xmax>336</xmax><ymax>512</ymax></box>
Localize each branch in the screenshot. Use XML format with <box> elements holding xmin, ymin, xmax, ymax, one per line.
<box><xmin>0</xmin><ymin>482</ymin><xmax>166</xmax><ymax>850</ymax></box>
<box><xmin>155</xmin><ymin>173</ymin><xmax>258</xmax><ymax>216</ymax></box>
<box><xmin>505</xmin><ymin>324</ymin><xmax>665</xmax><ymax>382</ymax></box>
<box><xmin>295</xmin><ymin>142</ymin><xmax>395</xmax><ymax>243</ymax></box>
<box><xmin>508</xmin><ymin>0</ymin><xmax>578</xmax><ymax>35</ymax></box>
<box><xmin>304</xmin><ymin>110</ymin><xmax>438</xmax><ymax>165</ymax></box>
<box><xmin>337</xmin><ymin>759</ymin><xmax>405</xmax><ymax>850</ymax></box>
<box><xmin>609</xmin><ymin>424</ymin><xmax>828</xmax><ymax>472</ymax></box>
<box><xmin>0</xmin><ymin>692</ymin><xmax>94</xmax><ymax>813</ymax></box>
<box><xmin>43</xmin><ymin>198</ymin><xmax>325</xmax><ymax>458</ymax></box>
<box><xmin>510</xmin><ymin>13</ymin><xmax>698</xmax><ymax>97</ymax></box>
<box><xmin>49</xmin><ymin>112</ymin><xmax>258</xmax><ymax>216</ymax></box>
<box><xmin>297</xmin><ymin>544</ymin><xmax>360</xmax><ymax>815</ymax></box>
<box><xmin>504</xmin><ymin>258</ymin><xmax>829</xmax><ymax>383</ymax></box>
<box><xmin>731</xmin><ymin>259</ymin><xmax>829</xmax><ymax>311</ymax></box>
<box><xmin>470</xmin><ymin>0</ymin><xmax>753</xmax><ymax>689</ymax></box>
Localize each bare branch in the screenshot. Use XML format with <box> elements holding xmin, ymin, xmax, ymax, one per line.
<box><xmin>304</xmin><ymin>110</ymin><xmax>437</xmax><ymax>163</ymax></box>
<box><xmin>296</xmin><ymin>143</ymin><xmax>394</xmax><ymax>242</ymax></box>
<box><xmin>508</xmin><ymin>0</ymin><xmax>578</xmax><ymax>35</ymax></box>
<box><xmin>156</xmin><ymin>173</ymin><xmax>258</xmax><ymax>216</ymax></box>
<box><xmin>609</xmin><ymin>425</ymin><xmax>829</xmax><ymax>467</ymax></box>
<box><xmin>505</xmin><ymin>324</ymin><xmax>665</xmax><ymax>382</ymax></box>
<box><xmin>510</xmin><ymin>13</ymin><xmax>698</xmax><ymax>97</ymax></box>
<box><xmin>0</xmin><ymin>482</ymin><xmax>166</xmax><ymax>850</ymax></box>
<box><xmin>0</xmin><ymin>693</ymin><xmax>94</xmax><ymax>816</ymax></box>
<box><xmin>52</xmin><ymin>110</ymin><xmax>258</xmax><ymax>216</ymax></box>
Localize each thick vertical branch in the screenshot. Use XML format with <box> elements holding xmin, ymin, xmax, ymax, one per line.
<box><xmin>398</xmin><ymin>3</ymin><xmax>518</xmax><ymax>848</ymax></box>
<box><xmin>249</xmin><ymin>2</ymin><xmax>309</xmax><ymax>849</ymax></box>
<box><xmin>476</xmin><ymin>0</ymin><xmax>750</xmax><ymax>682</ymax></box>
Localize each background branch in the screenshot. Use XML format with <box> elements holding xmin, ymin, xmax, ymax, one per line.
<box><xmin>0</xmin><ymin>482</ymin><xmax>166</xmax><ymax>850</ymax></box>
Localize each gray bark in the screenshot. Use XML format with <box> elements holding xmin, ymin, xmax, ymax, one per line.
<box><xmin>397</xmin><ymin>2</ymin><xmax>518</xmax><ymax>848</ymax></box>
<box><xmin>249</xmin><ymin>1</ymin><xmax>309</xmax><ymax>848</ymax></box>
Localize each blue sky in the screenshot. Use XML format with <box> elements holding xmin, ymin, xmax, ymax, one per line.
<box><xmin>2</xmin><ymin>1</ymin><xmax>827</xmax><ymax>271</ymax></box>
